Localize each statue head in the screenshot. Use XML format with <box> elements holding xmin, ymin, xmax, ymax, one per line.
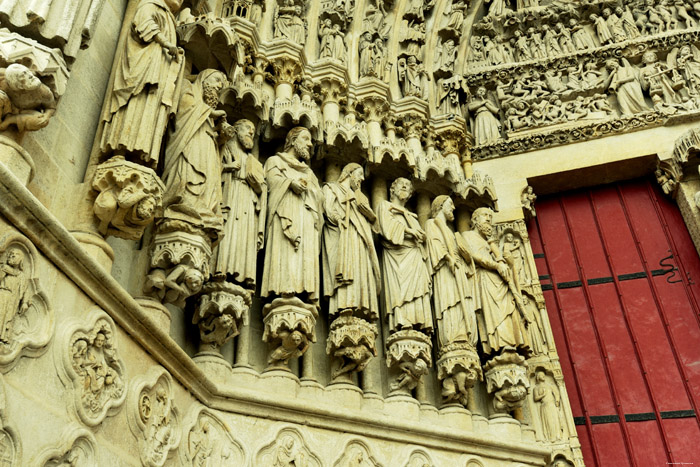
<box><xmin>615</xmin><ymin>6</ymin><xmax>624</xmax><ymax>15</ymax></box>
<box><xmin>199</xmin><ymin>69</ymin><xmax>227</xmax><ymax>108</ymax></box>
<box><xmin>536</xmin><ymin>370</ymin><xmax>546</xmax><ymax>383</ymax></box>
<box><xmin>5</xmin><ymin>64</ymin><xmax>42</xmax><ymax>92</ymax></box>
<box><xmin>407</xmin><ymin>55</ymin><xmax>417</xmax><ymax>66</ymax></box>
<box><xmin>476</xmin><ymin>86</ymin><xmax>487</xmax><ymax>98</ymax></box>
<box><xmin>430</xmin><ymin>195</ymin><xmax>454</xmax><ymax>221</ymax></box>
<box><xmin>643</xmin><ymin>51</ymin><xmax>658</xmax><ymax>64</ymax></box>
<box><xmin>184</xmin><ymin>268</ymin><xmax>204</xmax><ymax>293</ymax></box>
<box><xmin>568</xmin><ymin>18</ymin><xmax>578</xmax><ymax>27</ymax></box>
<box><xmin>283</xmin><ymin>127</ymin><xmax>313</xmax><ymax>162</ymax></box>
<box><xmin>514</xmin><ymin>30</ymin><xmax>522</xmax><ymax>38</ymax></box>
<box><xmin>135</xmin><ymin>196</ymin><xmax>157</xmax><ymax>221</ymax></box>
<box><xmin>471</xmin><ymin>207</ymin><xmax>494</xmax><ymax>238</ymax></box>
<box><xmin>602</xmin><ymin>7</ymin><xmax>611</xmax><ymax>17</ymax></box>
<box><xmin>235</xmin><ymin>119</ymin><xmax>256</xmax><ymax>150</ymax></box>
<box><xmin>4</xmin><ymin>246</ymin><xmax>24</xmax><ymax>270</ymax></box>
<box><xmin>339</xmin><ymin>162</ymin><xmax>364</xmax><ymax>190</ymax></box>
<box><xmin>390</xmin><ymin>177</ymin><xmax>413</xmax><ymax>202</ymax></box>
<box><xmin>605</xmin><ymin>59</ymin><xmax>619</xmax><ymax>71</ymax></box>
<box><xmin>94</xmin><ymin>332</ymin><xmax>106</xmax><ymax>348</ymax></box>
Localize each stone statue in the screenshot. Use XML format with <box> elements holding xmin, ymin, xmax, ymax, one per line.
<box><xmin>371</xmin><ymin>38</ymin><xmax>389</xmax><ymax>80</ymax></box>
<box><xmin>359</xmin><ymin>32</ymin><xmax>374</xmax><ymax>77</ymax></box>
<box><xmin>275</xmin><ymin>3</ymin><xmax>307</xmax><ymax>45</ymax></box>
<box><xmin>521</xmin><ymin>186</ymin><xmax>537</xmax><ymax>218</ymax></box>
<box><xmin>0</xmin><ymin>246</ymin><xmax>29</xmax><ymax>344</ymax></box>
<box><xmin>261</xmin><ymin>127</ymin><xmax>323</xmax><ymax>303</ymax></box>
<box><xmin>322</xmin><ymin>163</ymin><xmax>380</xmax><ymax>319</ymax></box>
<box><xmin>603</xmin><ymin>8</ymin><xmax>626</xmax><ymax>42</ymax></box>
<box><xmin>486</xmin><ymin>0</ymin><xmax>510</xmax><ymax>17</ymax></box>
<box><xmin>640</xmin><ymin>51</ymin><xmax>681</xmax><ymax>107</ymax></box>
<box><xmin>590</xmin><ymin>13</ymin><xmax>613</xmax><ymax>46</ymax></box>
<box><xmin>569</xmin><ymin>18</ymin><xmax>595</xmax><ymax>50</ymax></box>
<box><xmin>444</xmin><ymin>0</ymin><xmax>466</xmax><ymax>32</ymax></box>
<box><xmin>377</xmin><ymin>178</ymin><xmax>432</xmax><ymax>333</ymax></box>
<box><xmin>533</xmin><ymin>371</ymin><xmax>563</xmax><ymax>441</ymax></box>
<box><xmin>617</xmin><ymin>6</ymin><xmax>640</xmax><ymax>39</ymax></box>
<box><xmin>460</xmin><ymin>208</ymin><xmax>529</xmax><ymax>356</ymax></box>
<box><xmin>435</xmin><ymin>39</ymin><xmax>458</xmax><ymax>73</ymax></box>
<box><xmin>426</xmin><ymin>196</ymin><xmax>477</xmax><ymax>349</ymax></box>
<box><xmin>145</xmin><ymin>264</ymin><xmax>205</xmax><ymax>308</ymax></box>
<box><xmin>100</xmin><ymin>0</ymin><xmax>184</xmax><ymax>167</ymax></box>
<box><xmin>214</xmin><ymin>119</ymin><xmax>267</xmax><ymax>289</ymax></box>
<box><xmin>398</xmin><ymin>56</ymin><xmax>427</xmax><ymax>98</ymax></box>
<box><xmin>555</xmin><ymin>22</ymin><xmax>576</xmax><ymax>55</ymax></box>
<box><xmin>605</xmin><ymin>58</ymin><xmax>649</xmax><ymax>116</ymax></box>
<box><xmin>161</xmin><ymin>69</ymin><xmax>228</xmax><ymax>242</ymax></box>
<box><xmin>468</xmin><ymin>87</ymin><xmax>501</xmax><ymax>146</ymax></box>
<box><xmin>0</xmin><ymin>64</ymin><xmax>56</xmax><ymax>136</ymax></box>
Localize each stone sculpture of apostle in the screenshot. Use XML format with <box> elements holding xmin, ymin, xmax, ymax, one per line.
<box><xmin>214</xmin><ymin>119</ymin><xmax>267</xmax><ymax>289</ymax></box>
<box><xmin>460</xmin><ymin>207</ymin><xmax>529</xmax><ymax>355</ymax></box>
<box><xmin>261</xmin><ymin>127</ymin><xmax>323</xmax><ymax>302</ymax></box>
<box><xmin>100</xmin><ymin>0</ymin><xmax>184</xmax><ymax>167</ymax></box>
<box><xmin>377</xmin><ymin>178</ymin><xmax>432</xmax><ymax>333</ymax></box>
<box><xmin>322</xmin><ymin>163</ymin><xmax>380</xmax><ymax>319</ymax></box>
<box><xmin>426</xmin><ymin>196</ymin><xmax>477</xmax><ymax>348</ymax></box>
<box><xmin>161</xmin><ymin>69</ymin><xmax>228</xmax><ymax>242</ymax></box>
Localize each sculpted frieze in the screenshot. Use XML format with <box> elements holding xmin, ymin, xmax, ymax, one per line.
<box><xmin>57</xmin><ymin>312</ymin><xmax>126</xmax><ymax>427</ymax></box>
<box><xmin>128</xmin><ymin>367</ymin><xmax>181</xmax><ymax>467</ymax></box>
<box><xmin>255</xmin><ymin>427</ymin><xmax>321</xmax><ymax>467</ymax></box>
<box><xmin>180</xmin><ymin>406</ymin><xmax>246</xmax><ymax>466</ymax></box>
<box><xmin>0</xmin><ymin>233</ymin><xmax>53</xmax><ymax>372</ymax></box>
<box><xmin>333</xmin><ymin>440</ymin><xmax>383</xmax><ymax>467</ymax></box>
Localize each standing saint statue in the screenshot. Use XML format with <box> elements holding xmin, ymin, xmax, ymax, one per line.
<box><xmin>322</xmin><ymin>163</ymin><xmax>380</xmax><ymax>319</ymax></box>
<box><xmin>161</xmin><ymin>69</ymin><xmax>228</xmax><ymax>242</ymax></box>
<box><xmin>533</xmin><ymin>371</ymin><xmax>563</xmax><ymax>441</ymax></box>
<box><xmin>214</xmin><ymin>119</ymin><xmax>267</xmax><ymax>289</ymax></box>
<box><xmin>261</xmin><ymin>127</ymin><xmax>323</xmax><ymax>302</ymax></box>
<box><xmin>377</xmin><ymin>178</ymin><xmax>432</xmax><ymax>333</ymax></box>
<box><xmin>460</xmin><ymin>208</ymin><xmax>529</xmax><ymax>356</ymax></box>
<box><xmin>426</xmin><ymin>196</ymin><xmax>477</xmax><ymax>348</ymax></box>
<box><xmin>0</xmin><ymin>246</ymin><xmax>29</xmax><ymax>344</ymax></box>
<box><xmin>100</xmin><ymin>0</ymin><xmax>185</xmax><ymax>167</ymax></box>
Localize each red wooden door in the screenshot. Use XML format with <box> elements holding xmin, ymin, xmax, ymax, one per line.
<box><xmin>529</xmin><ymin>178</ymin><xmax>700</xmax><ymax>466</ymax></box>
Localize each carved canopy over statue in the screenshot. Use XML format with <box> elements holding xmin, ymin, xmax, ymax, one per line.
<box><xmin>261</xmin><ymin>127</ymin><xmax>323</xmax><ymax>302</ymax></box>
<box><xmin>100</xmin><ymin>0</ymin><xmax>184</xmax><ymax>167</ymax></box>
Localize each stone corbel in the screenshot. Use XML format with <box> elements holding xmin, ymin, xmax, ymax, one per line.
<box><xmin>327</xmin><ymin>315</ymin><xmax>378</xmax><ymax>383</ymax></box>
<box><xmin>177</xmin><ymin>13</ymin><xmax>244</xmax><ymax>76</ymax></box>
<box><xmin>386</xmin><ymin>329</ymin><xmax>432</xmax><ymax>396</ymax></box>
<box><xmin>484</xmin><ymin>349</ymin><xmax>530</xmax><ymax>418</ymax></box>
<box><xmin>262</xmin><ymin>296</ymin><xmax>318</xmax><ymax>370</ymax></box>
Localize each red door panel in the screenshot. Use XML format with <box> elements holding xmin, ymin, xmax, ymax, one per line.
<box><xmin>531</xmin><ymin>178</ymin><xmax>700</xmax><ymax>466</ymax></box>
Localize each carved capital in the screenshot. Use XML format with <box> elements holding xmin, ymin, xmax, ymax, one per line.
<box><xmin>358</xmin><ymin>96</ymin><xmax>390</xmax><ymax>122</ymax></box>
<box><xmin>194</xmin><ymin>281</ymin><xmax>251</xmax><ymax>354</ymax></box>
<box><xmin>327</xmin><ymin>315</ymin><xmax>378</xmax><ymax>381</ymax></box>
<box><xmin>484</xmin><ymin>350</ymin><xmax>530</xmax><ymax>415</ymax></box>
<box><xmin>271</xmin><ymin>57</ymin><xmax>303</xmax><ymax>86</ymax></box>
<box><xmin>262</xmin><ymin>297</ymin><xmax>319</xmax><ymax>369</ymax></box>
<box><xmin>319</xmin><ymin>77</ymin><xmax>347</xmax><ymax>104</ymax></box>
<box><xmin>386</xmin><ymin>329</ymin><xmax>432</xmax><ymax>395</ymax></box>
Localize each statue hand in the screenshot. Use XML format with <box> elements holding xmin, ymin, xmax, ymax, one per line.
<box><xmin>496</xmin><ymin>262</ymin><xmax>510</xmax><ymax>279</ymax></box>
<box><xmin>163</xmin><ymin>43</ymin><xmax>179</xmax><ymax>62</ymax></box>
<box><xmin>291</xmin><ymin>179</ymin><xmax>307</xmax><ymax>194</ymax></box>
<box><xmin>21</xmin><ymin>112</ymin><xmax>51</xmax><ymax>131</ymax></box>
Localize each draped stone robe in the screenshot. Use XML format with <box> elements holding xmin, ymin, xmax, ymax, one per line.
<box><xmin>261</xmin><ymin>153</ymin><xmax>323</xmax><ymax>301</ymax></box>
<box><xmin>322</xmin><ymin>183</ymin><xmax>380</xmax><ymax>320</ymax></box>
<box><xmin>377</xmin><ymin>200</ymin><xmax>432</xmax><ymax>333</ymax></box>
<box><xmin>461</xmin><ymin>230</ymin><xmax>528</xmax><ymax>355</ymax></box>
<box><xmin>214</xmin><ymin>143</ymin><xmax>267</xmax><ymax>287</ymax></box>
<box><xmin>426</xmin><ymin>217</ymin><xmax>477</xmax><ymax>348</ymax></box>
<box><xmin>100</xmin><ymin>0</ymin><xmax>184</xmax><ymax>167</ymax></box>
<box><xmin>0</xmin><ymin>259</ymin><xmax>28</xmax><ymax>342</ymax></box>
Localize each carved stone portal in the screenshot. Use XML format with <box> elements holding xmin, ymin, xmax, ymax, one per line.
<box><xmin>484</xmin><ymin>350</ymin><xmax>530</xmax><ymax>417</ymax></box>
<box><xmin>262</xmin><ymin>297</ymin><xmax>318</xmax><ymax>370</ymax></box>
<box><xmin>92</xmin><ymin>156</ymin><xmax>165</xmax><ymax>241</ymax></box>
<box><xmin>60</xmin><ymin>312</ymin><xmax>126</xmax><ymax>427</ymax></box>
<box><xmin>128</xmin><ymin>367</ymin><xmax>181</xmax><ymax>467</ymax></box>
<box><xmin>327</xmin><ymin>315</ymin><xmax>378</xmax><ymax>382</ymax></box>
<box><xmin>194</xmin><ymin>281</ymin><xmax>251</xmax><ymax>357</ymax></box>
<box><xmin>0</xmin><ymin>233</ymin><xmax>53</xmax><ymax>372</ymax></box>
<box><xmin>386</xmin><ymin>329</ymin><xmax>432</xmax><ymax>395</ymax></box>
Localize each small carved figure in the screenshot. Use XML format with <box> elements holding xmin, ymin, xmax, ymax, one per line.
<box><xmin>468</xmin><ymin>35</ymin><xmax>485</xmax><ymax>65</ymax></box>
<box><xmin>544</xmin><ymin>69</ymin><xmax>565</xmax><ymax>93</ymax></box>
<box><xmin>0</xmin><ymin>246</ymin><xmax>29</xmax><ymax>343</ymax></box>
<box><xmin>616</xmin><ymin>6</ymin><xmax>640</xmax><ymax>39</ymax></box>
<box><xmin>322</xmin><ymin>163</ymin><xmax>380</xmax><ymax>319</ymax></box>
<box><xmin>483</xmin><ymin>36</ymin><xmax>504</xmax><ymax>66</ymax></box>
<box><xmin>516</xmin><ymin>0</ymin><xmax>538</xmax><ymax>9</ymax></box>
<box><xmin>468</xmin><ymin>86</ymin><xmax>501</xmax><ymax>145</ymax></box>
<box><xmin>268</xmin><ymin>330</ymin><xmax>309</xmax><ymax>366</ymax></box>
<box><xmin>533</xmin><ymin>371</ymin><xmax>563</xmax><ymax>441</ymax></box>
<box><xmin>261</xmin><ymin>127</ymin><xmax>323</xmax><ymax>303</ymax></box>
<box><xmin>371</xmin><ymin>38</ymin><xmax>389</xmax><ymax>80</ymax></box>
<box><xmin>0</xmin><ymin>64</ymin><xmax>56</xmax><ymax>137</ymax></box>
<box><xmin>640</xmin><ymin>51</ymin><xmax>681</xmax><ymax>107</ymax></box>
<box><xmin>671</xmin><ymin>45</ymin><xmax>700</xmax><ymax>98</ymax></box>
<box><xmin>275</xmin><ymin>3</ymin><xmax>307</xmax><ymax>44</ymax></box>
<box><xmin>602</xmin><ymin>8</ymin><xmax>626</xmax><ymax>42</ymax></box>
<box><xmin>444</xmin><ymin>0</ymin><xmax>467</xmax><ymax>32</ymax></box>
<box><xmin>582</xmin><ymin>62</ymin><xmax>604</xmax><ymax>90</ymax></box>
<box><xmin>674</xmin><ymin>0</ymin><xmax>697</xmax><ymax>28</ymax></box>
<box><xmin>569</xmin><ymin>18</ymin><xmax>595</xmax><ymax>50</ymax></box>
<box><xmin>377</xmin><ymin>178</ymin><xmax>433</xmax><ymax>333</ymax></box>
<box><xmin>590</xmin><ymin>13</ymin><xmax>613</xmax><ymax>45</ymax></box>
<box><xmin>145</xmin><ymin>265</ymin><xmax>204</xmax><ymax>307</ymax></box>
<box><xmin>435</xmin><ymin>39</ymin><xmax>458</xmax><ymax>73</ymax></box>
<box><xmin>512</xmin><ymin>30</ymin><xmax>532</xmax><ymax>61</ymax></box>
<box><xmin>555</xmin><ymin>22</ymin><xmax>576</xmax><ymax>54</ymax></box>
<box><xmin>100</xmin><ymin>0</ymin><xmax>183</xmax><ymax>167</ymax></box>
<box><xmin>605</xmin><ymin>58</ymin><xmax>649</xmax><ymax>116</ymax></box>
<box><xmin>215</xmin><ymin>119</ymin><xmax>266</xmax><ymax>288</ymax></box>
<box><xmin>542</xmin><ymin>24</ymin><xmax>562</xmax><ymax>57</ymax></box>
<box><xmin>398</xmin><ymin>56</ymin><xmax>428</xmax><ymax>98</ymax></box>
<box><xmin>273</xmin><ymin>436</ymin><xmax>305</xmax><ymax>466</ymax></box>
<box><xmin>319</xmin><ymin>19</ymin><xmax>334</xmax><ymax>59</ymax></box>
<box><xmin>390</xmin><ymin>359</ymin><xmax>428</xmax><ymax>392</ymax></box>
<box><xmin>526</xmin><ymin>27</ymin><xmax>547</xmax><ymax>60</ymax></box>
<box><xmin>188</xmin><ymin>418</ymin><xmax>213</xmax><ymax>466</ymax></box>
<box><xmin>486</xmin><ymin>0</ymin><xmax>510</xmax><ymax>17</ymax></box>
<box><xmin>656</xmin><ymin>168</ymin><xmax>677</xmax><ymax>195</ymax></box>
<box><xmin>359</xmin><ymin>32</ymin><xmax>374</xmax><ymax>77</ymax></box>
<box><xmin>162</xmin><ymin>69</ymin><xmax>228</xmax><ymax>241</ymax></box>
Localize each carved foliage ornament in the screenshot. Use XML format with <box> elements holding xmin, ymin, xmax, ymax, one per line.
<box><xmin>57</xmin><ymin>311</ymin><xmax>126</xmax><ymax>427</ymax></box>
<box><xmin>127</xmin><ymin>367</ymin><xmax>181</xmax><ymax>467</ymax></box>
<box><xmin>0</xmin><ymin>233</ymin><xmax>53</xmax><ymax>372</ymax></box>
<box><xmin>180</xmin><ymin>406</ymin><xmax>246</xmax><ymax>466</ymax></box>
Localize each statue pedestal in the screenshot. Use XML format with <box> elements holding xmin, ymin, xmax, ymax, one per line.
<box><xmin>488</xmin><ymin>415</ymin><xmax>522</xmax><ymax>440</ymax></box>
<box><xmin>0</xmin><ymin>136</ymin><xmax>33</xmax><ymax>185</ymax></box>
<box><xmin>327</xmin><ymin>315</ymin><xmax>377</xmax><ymax>382</ymax></box>
<box><xmin>439</xmin><ymin>404</ymin><xmax>473</xmax><ymax>431</ymax></box>
<box><xmin>134</xmin><ymin>296</ymin><xmax>171</xmax><ymax>331</ymax></box>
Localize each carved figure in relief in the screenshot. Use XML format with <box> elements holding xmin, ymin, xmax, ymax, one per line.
<box><xmin>516</xmin><ymin>0</ymin><xmax>538</xmax><ymax>9</ymax></box>
<box><xmin>162</xmin><ymin>69</ymin><xmax>228</xmax><ymax>241</ymax></box>
<box><xmin>377</xmin><ymin>178</ymin><xmax>433</xmax><ymax>334</ymax></box>
<box><xmin>322</xmin><ymin>163</ymin><xmax>380</xmax><ymax>319</ymax></box>
<box><xmin>544</xmin><ymin>69</ymin><xmax>565</xmax><ymax>93</ymax></box>
<box><xmin>0</xmin><ymin>247</ymin><xmax>28</xmax><ymax>343</ymax></box>
<box><xmin>372</xmin><ymin>38</ymin><xmax>389</xmax><ymax>80</ymax></box>
<box><xmin>188</xmin><ymin>418</ymin><xmax>213</xmax><ymax>466</ymax></box>
<box><xmin>275</xmin><ymin>3</ymin><xmax>306</xmax><ymax>44</ymax></box>
<box><xmin>673</xmin><ymin>1</ymin><xmax>697</xmax><ymax>28</ymax></box>
<box><xmin>486</xmin><ymin>0</ymin><xmax>510</xmax><ymax>17</ymax></box>
<box><xmin>261</xmin><ymin>127</ymin><xmax>323</xmax><ymax>303</ymax></box>
<box><xmin>602</xmin><ymin>8</ymin><xmax>625</xmax><ymax>43</ymax></box>
<box><xmin>511</xmin><ymin>30</ymin><xmax>531</xmax><ymax>61</ymax></box>
<box><xmin>468</xmin><ymin>36</ymin><xmax>485</xmax><ymax>65</ymax></box>
<box><xmin>0</xmin><ymin>64</ymin><xmax>56</xmax><ymax>136</ymax></box>
<box><xmin>655</xmin><ymin>0</ymin><xmax>678</xmax><ymax>30</ymax></box>
<box><xmin>391</xmin><ymin>358</ymin><xmax>429</xmax><ymax>392</ymax></box>
<box><xmin>542</xmin><ymin>25</ymin><xmax>562</xmax><ymax>57</ymax></box>
<box><xmin>606</xmin><ymin>58</ymin><xmax>649</xmax><ymax>116</ymax></box>
<box><xmin>460</xmin><ymin>208</ymin><xmax>529</xmax><ymax>356</ymax></box>
<box><xmin>437</xmin><ymin>76</ymin><xmax>465</xmax><ymax>114</ymax></box>
<box><xmin>468</xmin><ymin>87</ymin><xmax>501</xmax><ymax>145</ymax></box>
<box><xmin>427</xmin><ymin>196</ymin><xmax>477</xmax><ymax>349</ymax></box>
<box><xmin>100</xmin><ymin>0</ymin><xmax>183</xmax><ymax>167</ymax></box>
<box><xmin>214</xmin><ymin>119</ymin><xmax>267</xmax><ymax>288</ymax></box>
<box><xmin>444</xmin><ymin>0</ymin><xmax>466</xmax><ymax>32</ymax></box>
<box><xmin>398</xmin><ymin>56</ymin><xmax>428</xmax><ymax>98</ymax></box>
<box><xmin>359</xmin><ymin>32</ymin><xmax>374</xmax><ymax>77</ymax></box>
<box><xmin>526</xmin><ymin>28</ymin><xmax>547</xmax><ymax>60</ymax></box>
<box><xmin>534</xmin><ymin>371</ymin><xmax>563</xmax><ymax>441</ymax></box>
<box><xmin>589</xmin><ymin>13</ymin><xmax>613</xmax><ymax>45</ymax></box>
<box><xmin>435</xmin><ymin>39</ymin><xmax>458</xmax><ymax>73</ymax></box>
<box><xmin>671</xmin><ymin>45</ymin><xmax>700</xmax><ymax>98</ymax></box>
<box><xmin>273</xmin><ymin>436</ymin><xmax>306</xmax><ymax>466</ymax></box>
<box><xmin>640</xmin><ymin>51</ymin><xmax>682</xmax><ymax>107</ymax></box>
<box><xmin>555</xmin><ymin>22</ymin><xmax>576</xmax><ymax>55</ymax></box>
<box><xmin>483</xmin><ymin>36</ymin><xmax>502</xmax><ymax>66</ymax></box>
<box><xmin>319</xmin><ymin>19</ymin><xmax>334</xmax><ymax>58</ymax></box>
<box><xmin>569</xmin><ymin>18</ymin><xmax>595</xmax><ymax>50</ymax></box>
<box><xmin>143</xmin><ymin>387</ymin><xmax>174</xmax><ymax>465</ymax></box>
<box><xmin>145</xmin><ymin>264</ymin><xmax>204</xmax><ymax>308</ymax></box>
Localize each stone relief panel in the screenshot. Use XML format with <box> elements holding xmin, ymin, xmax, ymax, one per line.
<box><xmin>127</xmin><ymin>366</ymin><xmax>181</xmax><ymax>467</ymax></box>
<box><xmin>256</xmin><ymin>427</ymin><xmax>321</xmax><ymax>467</ymax></box>
<box><xmin>31</xmin><ymin>425</ymin><xmax>97</xmax><ymax>466</ymax></box>
<box><xmin>0</xmin><ymin>376</ymin><xmax>19</xmax><ymax>466</ymax></box>
<box><xmin>180</xmin><ymin>405</ymin><xmax>246</xmax><ymax>466</ymax></box>
<box><xmin>56</xmin><ymin>311</ymin><xmax>126</xmax><ymax>427</ymax></box>
<box><xmin>332</xmin><ymin>439</ymin><xmax>383</xmax><ymax>467</ymax></box>
<box><xmin>403</xmin><ymin>449</ymin><xmax>435</xmax><ymax>467</ymax></box>
<box><xmin>0</xmin><ymin>232</ymin><xmax>53</xmax><ymax>372</ymax></box>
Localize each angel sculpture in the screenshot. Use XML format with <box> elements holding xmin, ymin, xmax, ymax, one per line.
<box><xmin>605</xmin><ymin>58</ymin><xmax>649</xmax><ymax>116</ymax></box>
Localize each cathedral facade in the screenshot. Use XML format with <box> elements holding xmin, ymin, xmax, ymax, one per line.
<box><xmin>0</xmin><ymin>0</ymin><xmax>700</xmax><ymax>465</ymax></box>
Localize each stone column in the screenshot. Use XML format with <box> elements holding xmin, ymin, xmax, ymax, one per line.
<box><xmin>416</xmin><ymin>192</ymin><xmax>431</xmax><ymax>228</ymax></box>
